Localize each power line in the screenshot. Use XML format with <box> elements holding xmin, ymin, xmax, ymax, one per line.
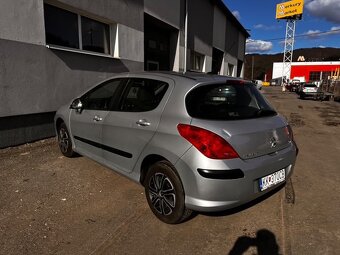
<box><xmin>249</xmin><ymin>28</ymin><xmax>340</xmax><ymax>42</ymax></box>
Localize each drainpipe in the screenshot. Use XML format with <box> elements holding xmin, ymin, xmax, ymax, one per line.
<box><xmin>184</xmin><ymin>0</ymin><xmax>188</xmax><ymax>73</ymax></box>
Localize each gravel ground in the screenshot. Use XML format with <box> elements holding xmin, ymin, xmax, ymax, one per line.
<box><xmin>1</xmin><ymin>86</ymin><xmax>339</xmax><ymax>255</ymax></box>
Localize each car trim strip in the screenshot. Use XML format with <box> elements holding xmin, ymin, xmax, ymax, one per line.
<box><xmin>74</xmin><ymin>136</ymin><xmax>133</xmax><ymax>158</ymax></box>
<box><xmin>197</xmin><ymin>168</ymin><xmax>244</xmax><ymax>179</ymax></box>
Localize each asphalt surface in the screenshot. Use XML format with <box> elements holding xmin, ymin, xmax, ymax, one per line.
<box><xmin>1</xmin><ymin>86</ymin><xmax>339</xmax><ymax>255</ymax></box>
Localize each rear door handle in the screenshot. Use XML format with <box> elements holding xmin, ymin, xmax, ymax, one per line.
<box><xmin>93</xmin><ymin>115</ymin><xmax>103</xmax><ymax>122</ymax></box>
<box><xmin>136</xmin><ymin>119</ymin><xmax>151</xmax><ymax>126</ymax></box>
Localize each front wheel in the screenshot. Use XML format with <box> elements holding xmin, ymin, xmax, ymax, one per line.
<box><xmin>144</xmin><ymin>161</ymin><xmax>192</xmax><ymax>224</ymax></box>
<box><xmin>57</xmin><ymin>123</ymin><xmax>75</xmax><ymax>157</ymax></box>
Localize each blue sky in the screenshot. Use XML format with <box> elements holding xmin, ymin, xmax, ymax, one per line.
<box><xmin>223</xmin><ymin>0</ymin><xmax>340</xmax><ymax>54</ymax></box>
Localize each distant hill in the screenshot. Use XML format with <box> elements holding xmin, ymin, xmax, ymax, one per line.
<box><xmin>244</xmin><ymin>47</ymin><xmax>340</xmax><ymax>81</ymax></box>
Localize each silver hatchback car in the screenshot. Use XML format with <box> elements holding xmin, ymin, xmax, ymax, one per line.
<box><xmin>55</xmin><ymin>72</ymin><xmax>298</xmax><ymax>224</ymax></box>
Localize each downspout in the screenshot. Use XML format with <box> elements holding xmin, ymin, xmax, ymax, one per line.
<box><xmin>183</xmin><ymin>0</ymin><xmax>188</xmax><ymax>73</ymax></box>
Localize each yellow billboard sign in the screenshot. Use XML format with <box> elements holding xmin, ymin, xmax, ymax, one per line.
<box><xmin>276</xmin><ymin>0</ymin><xmax>304</xmax><ymax>19</ymax></box>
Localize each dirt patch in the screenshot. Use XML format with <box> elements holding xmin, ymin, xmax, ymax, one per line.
<box><xmin>289</xmin><ymin>113</ymin><xmax>305</xmax><ymax>127</ymax></box>
<box><xmin>285</xmin><ymin>178</ymin><xmax>295</xmax><ymax>204</ymax></box>
<box><xmin>315</xmin><ymin>106</ymin><xmax>340</xmax><ymax>127</ymax></box>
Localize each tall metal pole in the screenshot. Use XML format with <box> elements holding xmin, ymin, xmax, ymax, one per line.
<box><xmin>282</xmin><ymin>19</ymin><xmax>296</xmax><ymax>90</ymax></box>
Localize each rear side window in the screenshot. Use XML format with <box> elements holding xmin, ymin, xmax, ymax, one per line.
<box><xmin>120</xmin><ymin>78</ymin><xmax>168</xmax><ymax>112</ymax></box>
<box><xmin>186</xmin><ymin>82</ymin><xmax>276</xmax><ymax>120</ymax></box>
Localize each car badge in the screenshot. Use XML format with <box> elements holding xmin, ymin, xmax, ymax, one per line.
<box><xmin>270</xmin><ymin>137</ymin><xmax>277</xmax><ymax>148</ymax></box>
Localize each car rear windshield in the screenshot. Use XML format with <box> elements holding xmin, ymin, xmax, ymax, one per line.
<box><xmin>186</xmin><ymin>81</ymin><xmax>277</xmax><ymax>120</ymax></box>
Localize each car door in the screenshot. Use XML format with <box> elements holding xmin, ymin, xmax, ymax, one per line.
<box><xmin>102</xmin><ymin>77</ymin><xmax>173</xmax><ymax>173</ymax></box>
<box><xmin>69</xmin><ymin>78</ymin><xmax>124</xmax><ymax>161</ymax></box>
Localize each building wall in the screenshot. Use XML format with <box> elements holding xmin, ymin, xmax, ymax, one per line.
<box><xmin>213</xmin><ymin>6</ymin><xmax>226</xmax><ymax>51</ymax></box>
<box><xmin>272</xmin><ymin>62</ymin><xmax>340</xmax><ymax>80</ymax></box>
<box><xmin>0</xmin><ymin>0</ymin><xmax>144</xmax><ymax>148</ymax></box>
<box><xmin>0</xmin><ymin>0</ymin><xmax>45</xmax><ymax>45</ymax></box>
<box><xmin>238</xmin><ymin>32</ymin><xmax>246</xmax><ymax>60</ymax></box>
<box><xmin>51</xmin><ymin>0</ymin><xmax>144</xmax><ymax>31</ymax></box>
<box><xmin>188</xmin><ymin>0</ymin><xmax>214</xmax><ymax>57</ymax></box>
<box><xmin>291</xmin><ymin>64</ymin><xmax>340</xmax><ymax>81</ymax></box>
<box><xmin>225</xmin><ymin>19</ymin><xmax>239</xmax><ymax>58</ymax></box>
<box><xmin>0</xmin><ymin>0</ymin><xmax>248</xmax><ymax>148</ymax></box>
<box><xmin>144</xmin><ymin>0</ymin><xmax>182</xmax><ymax>29</ymax></box>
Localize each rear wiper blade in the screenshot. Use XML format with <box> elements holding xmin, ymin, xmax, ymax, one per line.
<box><xmin>255</xmin><ymin>109</ymin><xmax>277</xmax><ymax>116</ymax></box>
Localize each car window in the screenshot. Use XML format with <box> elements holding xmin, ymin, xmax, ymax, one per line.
<box><xmin>304</xmin><ymin>84</ymin><xmax>317</xmax><ymax>88</ymax></box>
<box><xmin>186</xmin><ymin>82</ymin><xmax>276</xmax><ymax>120</ymax></box>
<box><xmin>81</xmin><ymin>79</ymin><xmax>122</xmax><ymax>111</ymax></box>
<box><xmin>119</xmin><ymin>78</ymin><xmax>168</xmax><ymax>112</ymax></box>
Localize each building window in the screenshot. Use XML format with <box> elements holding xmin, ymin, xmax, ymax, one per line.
<box><xmin>309</xmin><ymin>71</ymin><xmax>321</xmax><ymax>81</ymax></box>
<box><xmin>190</xmin><ymin>51</ymin><xmax>204</xmax><ymax>71</ymax></box>
<box><xmin>44</xmin><ymin>4</ymin><xmax>110</xmax><ymax>55</ymax></box>
<box><xmin>321</xmin><ymin>71</ymin><xmax>331</xmax><ymax>80</ymax></box>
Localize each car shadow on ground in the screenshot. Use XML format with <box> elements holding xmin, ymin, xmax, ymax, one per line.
<box><xmin>228</xmin><ymin>229</ymin><xmax>280</xmax><ymax>255</ymax></box>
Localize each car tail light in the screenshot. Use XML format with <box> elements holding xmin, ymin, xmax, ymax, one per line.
<box><xmin>285</xmin><ymin>125</ymin><xmax>294</xmax><ymax>141</ymax></box>
<box><xmin>177</xmin><ymin>124</ymin><xmax>239</xmax><ymax>159</ymax></box>
<box><xmin>285</xmin><ymin>125</ymin><xmax>299</xmax><ymax>155</ymax></box>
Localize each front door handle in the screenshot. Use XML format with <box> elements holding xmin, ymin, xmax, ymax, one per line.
<box><xmin>136</xmin><ymin>119</ymin><xmax>151</xmax><ymax>126</ymax></box>
<box><xmin>93</xmin><ymin>115</ymin><xmax>103</xmax><ymax>122</ymax></box>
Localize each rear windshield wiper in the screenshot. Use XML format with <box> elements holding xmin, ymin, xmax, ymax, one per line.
<box><xmin>255</xmin><ymin>109</ymin><xmax>277</xmax><ymax>117</ymax></box>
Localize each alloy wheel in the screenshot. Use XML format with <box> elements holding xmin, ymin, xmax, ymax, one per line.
<box><xmin>148</xmin><ymin>173</ymin><xmax>176</xmax><ymax>215</ymax></box>
<box><xmin>58</xmin><ymin>127</ymin><xmax>69</xmax><ymax>154</ymax></box>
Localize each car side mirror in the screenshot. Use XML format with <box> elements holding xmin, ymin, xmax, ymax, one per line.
<box><xmin>70</xmin><ymin>98</ymin><xmax>83</xmax><ymax>113</ymax></box>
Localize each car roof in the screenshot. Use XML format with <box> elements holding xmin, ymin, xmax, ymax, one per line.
<box><xmin>119</xmin><ymin>71</ymin><xmax>241</xmax><ymax>84</ymax></box>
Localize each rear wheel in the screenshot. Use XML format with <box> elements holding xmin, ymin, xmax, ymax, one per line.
<box><xmin>57</xmin><ymin>123</ymin><xmax>75</xmax><ymax>157</ymax></box>
<box><xmin>144</xmin><ymin>161</ymin><xmax>192</xmax><ymax>224</ymax></box>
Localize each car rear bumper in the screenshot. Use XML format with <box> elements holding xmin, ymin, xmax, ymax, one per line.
<box><xmin>301</xmin><ymin>91</ymin><xmax>318</xmax><ymax>97</ymax></box>
<box><xmin>175</xmin><ymin>143</ymin><xmax>297</xmax><ymax>212</ymax></box>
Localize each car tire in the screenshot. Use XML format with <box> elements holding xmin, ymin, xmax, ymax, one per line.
<box><xmin>57</xmin><ymin>123</ymin><xmax>75</xmax><ymax>157</ymax></box>
<box><xmin>144</xmin><ymin>160</ymin><xmax>192</xmax><ymax>224</ymax></box>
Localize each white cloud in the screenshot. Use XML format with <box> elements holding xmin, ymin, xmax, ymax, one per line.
<box><xmin>232</xmin><ymin>11</ymin><xmax>241</xmax><ymax>20</ymax></box>
<box><xmin>246</xmin><ymin>39</ymin><xmax>273</xmax><ymax>53</ymax></box>
<box><xmin>278</xmin><ymin>40</ymin><xmax>286</xmax><ymax>47</ymax></box>
<box><xmin>304</xmin><ymin>29</ymin><xmax>321</xmax><ymax>38</ymax></box>
<box><xmin>305</xmin><ymin>0</ymin><xmax>340</xmax><ymax>24</ymax></box>
<box><xmin>302</xmin><ymin>26</ymin><xmax>340</xmax><ymax>39</ymax></box>
<box><xmin>253</xmin><ymin>24</ymin><xmax>281</xmax><ymax>30</ymax></box>
<box><xmin>329</xmin><ymin>26</ymin><xmax>340</xmax><ymax>34</ymax></box>
<box><xmin>254</xmin><ymin>24</ymin><xmax>264</xmax><ymax>29</ymax></box>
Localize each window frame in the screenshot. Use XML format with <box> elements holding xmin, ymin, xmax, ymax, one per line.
<box><xmin>44</xmin><ymin>3</ymin><xmax>112</xmax><ymax>57</ymax></box>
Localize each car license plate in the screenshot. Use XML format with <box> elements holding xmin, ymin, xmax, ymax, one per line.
<box><xmin>259</xmin><ymin>169</ymin><xmax>285</xmax><ymax>191</ymax></box>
